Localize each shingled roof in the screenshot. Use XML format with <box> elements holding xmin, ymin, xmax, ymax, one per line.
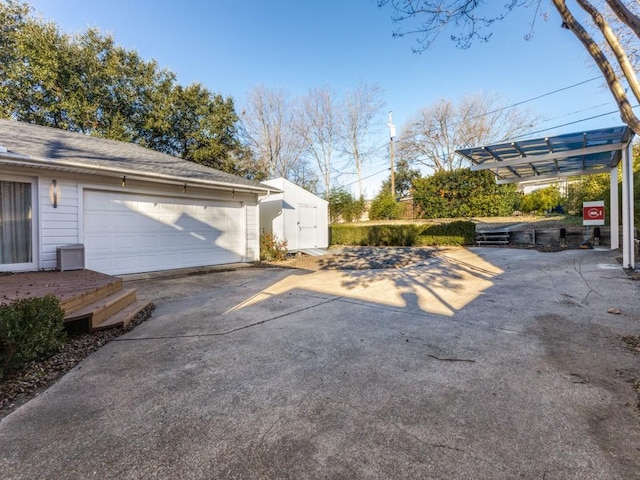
<box><xmin>0</xmin><ymin>118</ymin><xmax>271</xmax><ymax>193</ymax></box>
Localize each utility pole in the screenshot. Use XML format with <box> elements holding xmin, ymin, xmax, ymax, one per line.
<box><xmin>388</xmin><ymin>111</ymin><xmax>396</xmax><ymax>197</ymax></box>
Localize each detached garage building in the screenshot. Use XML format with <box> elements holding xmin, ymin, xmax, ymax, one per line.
<box><xmin>0</xmin><ymin>119</ymin><xmax>273</xmax><ymax>275</ymax></box>
<box><xmin>259</xmin><ymin>177</ymin><xmax>328</xmax><ymax>251</ymax></box>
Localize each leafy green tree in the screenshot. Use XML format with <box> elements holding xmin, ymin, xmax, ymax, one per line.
<box><xmin>412</xmin><ymin>169</ymin><xmax>519</xmax><ymax>218</ymax></box>
<box><xmin>0</xmin><ymin>2</ymin><xmax>254</xmax><ymax>177</ymax></box>
<box><xmin>369</xmin><ymin>190</ymin><xmax>402</xmax><ymax>220</ymax></box>
<box><xmin>328</xmin><ymin>187</ymin><xmax>365</xmax><ymax>223</ymax></box>
<box><xmin>380</xmin><ymin>158</ymin><xmax>421</xmax><ymax>198</ymax></box>
<box><xmin>564</xmin><ymin>175</ymin><xmax>610</xmax><ymax>216</ymax></box>
<box><xmin>144</xmin><ymin>83</ymin><xmax>244</xmax><ymax>168</ymax></box>
<box><xmin>520</xmin><ymin>185</ymin><xmax>563</xmax><ymax>215</ymax></box>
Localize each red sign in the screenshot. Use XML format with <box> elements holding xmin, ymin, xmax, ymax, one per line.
<box><xmin>584</xmin><ymin>206</ymin><xmax>604</xmax><ymax>221</ymax></box>
<box><xmin>583</xmin><ymin>201</ymin><xmax>605</xmax><ymax>226</ymax></box>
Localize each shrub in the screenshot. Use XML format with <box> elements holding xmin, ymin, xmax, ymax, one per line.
<box><xmin>328</xmin><ymin>187</ymin><xmax>365</xmax><ymax>223</ymax></box>
<box><xmin>331</xmin><ymin>221</ymin><xmax>475</xmax><ymax>247</ymax></box>
<box><xmin>260</xmin><ymin>231</ymin><xmax>288</xmax><ymax>261</ymax></box>
<box><xmin>369</xmin><ymin>191</ymin><xmax>402</xmax><ymax>220</ymax></box>
<box><xmin>412</xmin><ymin>169</ymin><xmax>520</xmax><ymax>218</ymax></box>
<box><xmin>520</xmin><ymin>185</ymin><xmax>562</xmax><ymax>214</ymax></box>
<box><xmin>0</xmin><ymin>294</ymin><xmax>66</xmax><ymax>376</ymax></box>
<box><xmin>415</xmin><ymin>221</ymin><xmax>476</xmax><ymax>246</ymax></box>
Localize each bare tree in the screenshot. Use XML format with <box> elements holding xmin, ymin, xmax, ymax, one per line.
<box><xmin>378</xmin><ymin>0</ymin><xmax>640</xmax><ymax>136</ymax></box>
<box><xmin>241</xmin><ymin>85</ymin><xmax>305</xmax><ymax>180</ymax></box>
<box><xmin>397</xmin><ymin>93</ymin><xmax>534</xmax><ymax>172</ymax></box>
<box><xmin>337</xmin><ymin>83</ymin><xmax>386</xmax><ymax>198</ymax></box>
<box><xmin>297</xmin><ymin>86</ymin><xmax>338</xmax><ymax>197</ymax></box>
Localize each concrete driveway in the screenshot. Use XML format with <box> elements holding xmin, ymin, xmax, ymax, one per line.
<box><xmin>1</xmin><ymin>247</ymin><xmax>640</xmax><ymax>479</ymax></box>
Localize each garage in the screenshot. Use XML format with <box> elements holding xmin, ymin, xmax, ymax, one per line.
<box><xmin>84</xmin><ymin>190</ymin><xmax>245</xmax><ymax>275</ymax></box>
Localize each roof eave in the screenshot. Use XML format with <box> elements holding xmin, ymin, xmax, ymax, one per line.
<box><xmin>0</xmin><ymin>153</ymin><xmax>275</xmax><ymax>195</ymax></box>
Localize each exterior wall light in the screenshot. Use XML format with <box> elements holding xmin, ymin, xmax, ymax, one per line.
<box><xmin>50</xmin><ymin>179</ymin><xmax>59</xmax><ymax>208</ymax></box>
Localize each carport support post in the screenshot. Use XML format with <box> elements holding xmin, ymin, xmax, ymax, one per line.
<box><xmin>622</xmin><ymin>141</ymin><xmax>635</xmax><ymax>269</ymax></box>
<box><xmin>610</xmin><ymin>165</ymin><xmax>619</xmax><ymax>250</ymax></box>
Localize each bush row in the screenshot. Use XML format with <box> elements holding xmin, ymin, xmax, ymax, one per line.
<box><xmin>331</xmin><ymin>221</ymin><xmax>475</xmax><ymax>246</ymax></box>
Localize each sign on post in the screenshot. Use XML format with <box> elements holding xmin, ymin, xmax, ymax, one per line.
<box><xmin>583</xmin><ymin>201</ymin><xmax>605</xmax><ymax>226</ymax></box>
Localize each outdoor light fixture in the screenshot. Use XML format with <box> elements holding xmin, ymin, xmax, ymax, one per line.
<box><xmin>183</xmin><ymin>183</ymin><xmax>187</xmax><ymax>193</ymax></box>
<box><xmin>50</xmin><ymin>179</ymin><xmax>59</xmax><ymax>208</ymax></box>
<box><xmin>122</xmin><ymin>176</ymin><xmax>126</xmax><ymax>187</ymax></box>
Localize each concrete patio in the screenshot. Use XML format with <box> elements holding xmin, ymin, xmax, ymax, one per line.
<box><xmin>1</xmin><ymin>247</ymin><xmax>639</xmax><ymax>479</ymax></box>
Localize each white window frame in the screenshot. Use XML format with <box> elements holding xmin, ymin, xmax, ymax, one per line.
<box><xmin>0</xmin><ymin>174</ymin><xmax>39</xmax><ymax>272</ymax></box>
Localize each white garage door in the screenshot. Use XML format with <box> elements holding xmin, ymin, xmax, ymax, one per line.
<box><xmin>84</xmin><ymin>190</ymin><xmax>245</xmax><ymax>275</ymax></box>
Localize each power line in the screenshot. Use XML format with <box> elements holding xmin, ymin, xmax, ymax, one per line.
<box><xmin>475</xmin><ymin>76</ymin><xmax>601</xmax><ymax>120</ymax></box>
<box><xmin>398</xmin><ymin>75</ymin><xmax>603</xmax><ymax>142</ymax></box>
<box><xmin>509</xmin><ymin>106</ymin><xmax>634</xmax><ymax>140</ymax></box>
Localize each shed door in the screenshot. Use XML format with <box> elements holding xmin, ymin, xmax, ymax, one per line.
<box><xmin>84</xmin><ymin>190</ymin><xmax>244</xmax><ymax>275</ymax></box>
<box><xmin>297</xmin><ymin>204</ymin><xmax>316</xmax><ymax>249</ymax></box>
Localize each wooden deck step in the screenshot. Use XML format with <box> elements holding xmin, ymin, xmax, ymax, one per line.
<box><xmin>62</xmin><ymin>279</ymin><xmax>123</xmax><ymax>315</ymax></box>
<box><xmin>93</xmin><ymin>298</ymin><xmax>152</xmax><ymax>331</ymax></box>
<box><xmin>64</xmin><ymin>288</ymin><xmax>137</xmax><ymax>326</ymax></box>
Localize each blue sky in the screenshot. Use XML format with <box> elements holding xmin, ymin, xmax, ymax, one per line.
<box><xmin>27</xmin><ymin>0</ymin><xmax>622</xmax><ymax>196</ymax></box>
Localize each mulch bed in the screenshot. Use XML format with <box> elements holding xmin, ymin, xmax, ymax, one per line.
<box><xmin>0</xmin><ymin>304</ymin><xmax>154</xmax><ymax>420</ymax></box>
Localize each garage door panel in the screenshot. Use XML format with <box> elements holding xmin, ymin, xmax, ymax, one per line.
<box><xmin>84</xmin><ymin>190</ymin><xmax>245</xmax><ymax>275</ymax></box>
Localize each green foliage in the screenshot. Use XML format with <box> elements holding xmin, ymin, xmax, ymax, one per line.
<box><xmin>259</xmin><ymin>232</ymin><xmax>288</xmax><ymax>261</ymax></box>
<box><xmin>0</xmin><ymin>3</ymin><xmax>255</xmax><ymax>178</ymax></box>
<box><xmin>369</xmin><ymin>190</ymin><xmax>402</xmax><ymax>220</ymax></box>
<box><xmin>328</xmin><ymin>187</ymin><xmax>365</xmax><ymax>223</ymax></box>
<box><xmin>563</xmin><ymin>175</ymin><xmax>609</xmax><ymax>216</ymax></box>
<box><xmin>412</xmin><ymin>169</ymin><xmax>519</xmax><ymax>218</ymax></box>
<box><xmin>331</xmin><ymin>221</ymin><xmax>475</xmax><ymax>246</ymax></box>
<box><xmin>520</xmin><ymin>185</ymin><xmax>562</xmax><ymax>214</ymax></box>
<box><xmin>379</xmin><ymin>158</ymin><xmax>422</xmax><ymax>198</ymax></box>
<box><xmin>0</xmin><ymin>294</ymin><xmax>66</xmax><ymax>376</ymax></box>
<box><xmin>415</xmin><ymin>221</ymin><xmax>476</xmax><ymax>246</ymax></box>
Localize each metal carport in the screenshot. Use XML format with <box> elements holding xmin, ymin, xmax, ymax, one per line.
<box><xmin>456</xmin><ymin>126</ymin><xmax>636</xmax><ymax>269</ymax></box>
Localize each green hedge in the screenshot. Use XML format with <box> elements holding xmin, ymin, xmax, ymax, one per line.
<box><xmin>0</xmin><ymin>294</ymin><xmax>66</xmax><ymax>376</ymax></box>
<box><xmin>331</xmin><ymin>221</ymin><xmax>475</xmax><ymax>246</ymax></box>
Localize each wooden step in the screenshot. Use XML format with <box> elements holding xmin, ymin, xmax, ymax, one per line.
<box><xmin>61</xmin><ymin>278</ymin><xmax>123</xmax><ymax>315</ymax></box>
<box><xmin>93</xmin><ymin>298</ymin><xmax>153</xmax><ymax>331</ymax></box>
<box><xmin>64</xmin><ymin>288</ymin><xmax>137</xmax><ymax>326</ymax></box>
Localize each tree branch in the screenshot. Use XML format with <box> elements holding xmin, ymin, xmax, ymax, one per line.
<box><xmin>606</xmin><ymin>0</ymin><xmax>640</xmax><ymax>37</ymax></box>
<box><xmin>551</xmin><ymin>0</ymin><xmax>640</xmax><ymax>135</ymax></box>
<box><xmin>576</xmin><ymin>0</ymin><xmax>640</xmax><ymax>107</ymax></box>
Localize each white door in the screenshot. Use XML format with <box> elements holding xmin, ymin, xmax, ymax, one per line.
<box><xmin>297</xmin><ymin>204</ymin><xmax>316</xmax><ymax>249</ymax></box>
<box><xmin>84</xmin><ymin>190</ymin><xmax>244</xmax><ymax>275</ymax></box>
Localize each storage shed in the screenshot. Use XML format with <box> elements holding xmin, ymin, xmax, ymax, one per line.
<box><xmin>259</xmin><ymin>178</ymin><xmax>328</xmax><ymax>251</ymax></box>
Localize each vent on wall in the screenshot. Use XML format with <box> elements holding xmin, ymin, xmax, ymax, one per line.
<box><xmin>57</xmin><ymin>244</ymin><xmax>85</xmax><ymax>271</ymax></box>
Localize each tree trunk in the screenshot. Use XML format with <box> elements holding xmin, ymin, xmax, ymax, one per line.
<box><xmin>551</xmin><ymin>0</ymin><xmax>640</xmax><ymax>135</ymax></box>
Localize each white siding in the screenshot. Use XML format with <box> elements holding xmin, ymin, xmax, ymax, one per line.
<box><xmin>260</xmin><ymin>178</ymin><xmax>329</xmax><ymax>250</ymax></box>
<box><xmin>4</xmin><ymin>168</ymin><xmax>260</xmax><ymax>273</ymax></box>
<box><xmin>246</xmin><ymin>204</ymin><xmax>259</xmax><ymax>261</ymax></box>
<box><xmin>39</xmin><ymin>176</ymin><xmax>80</xmax><ymax>270</ymax></box>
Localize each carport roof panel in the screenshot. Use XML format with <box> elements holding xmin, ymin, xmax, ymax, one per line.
<box><xmin>456</xmin><ymin>126</ymin><xmax>633</xmax><ymax>183</ymax></box>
